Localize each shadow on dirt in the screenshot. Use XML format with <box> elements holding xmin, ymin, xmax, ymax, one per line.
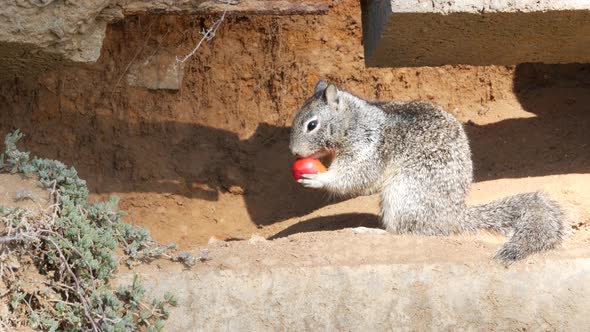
<box><xmin>268</xmin><ymin>213</ymin><xmax>381</xmax><ymax>239</ymax></box>
<box><xmin>0</xmin><ymin>64</ymin><xmax>589</xmax><ymax>230</ymax></box>
<box><xmin>467</xmin><ymin>63</ymin><xmax>590</xmax><ymax>182</ymax></box>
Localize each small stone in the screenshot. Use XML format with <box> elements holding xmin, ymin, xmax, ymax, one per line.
<box><xmin>49</xmin><ymin>26</ymin><xmax>65</xmax><ymax>39</ymax></box>
<box><xmin>199</xmin><ymin>249</ymin><xmax>209</xmax><ymax>261</ymax></box>
<box><xmin>97</xmin><ymin>7</ymin><xmax>125</xmax><ymax>22</ymax></box>
<box><xmin>248</xmin><ymin>234</ymin><xmax>267</xmax><ymax>244</ymax></box>
<box><xmin>208</xmin><ymin>235</ymin><xmax>226</xmax><ymax>244</ymax></box>
<box><xmin>227</xmin><ymin>185</ymin><xmax>245</xmax><ymax>195</ymax></box>
<box><xmin>127</xmin><ymin>51</ymin><xmax>184</xmax><ymax>90</ymax></box>
<box><xmin>5</xmin><ymin>255</ymin><xmax>21</xmax><ymax>270</ymax></box>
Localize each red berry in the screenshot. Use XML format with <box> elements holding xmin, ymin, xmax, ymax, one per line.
<box><xmin>292</xmin><ymin>158</ymin><xmax>327</xmax><ymax>181</ymax></box>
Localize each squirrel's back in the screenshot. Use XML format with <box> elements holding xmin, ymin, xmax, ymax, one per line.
<box><xmin>372</xmin><ymin>101</ymin><xmax>474</xmax><ymax>235</ymax></box>
<box><xmin>375</xmin><ymin>101</ymin><xmax>472</xmax><ymax>179</ymax></box>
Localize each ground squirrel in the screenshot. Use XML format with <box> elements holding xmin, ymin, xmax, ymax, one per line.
<box><xmin>289</xmin><ymin>80</ymin><xmax>565</xmax><ymax>262</ymax></box>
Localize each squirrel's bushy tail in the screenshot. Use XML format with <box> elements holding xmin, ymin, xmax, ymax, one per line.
<box><xmin>466</xmin><ymin>192</ymin><xmax>566</xmax><ymax>261</ymax></box>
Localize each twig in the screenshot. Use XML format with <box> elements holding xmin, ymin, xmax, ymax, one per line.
<box><xmin>35</xmin><ymin>234</ymin><xmax>100</xmax><ymax>332</ymax></box>
<box><xmin>0</xmin><ymin>235</ymin><xmax>29</xmax><ymax>244</ymax></box>
<box><xmin>0</xmin><ymin>228</ymin><xmax>44</xmax><ymax>244</ymax></box>
<box><xmin>176</xmin><ymin>0</ymin><xmax>233</xmax><ymax>63</ymax></box>
<box><xmin>39</xmin><ymin>230</ymin><xmax>99</xmax><ymax>287</ymax></box>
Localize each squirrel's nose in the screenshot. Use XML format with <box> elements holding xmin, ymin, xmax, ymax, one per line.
<box><xmin>288</xmin><ymin>142</ymin><xmax>298</xmax><ymax>156</ymax></box>
<box><xmin>290</xmin><ymin>146</ymin><xmax>303</xmax><ymax>158</ymax></box>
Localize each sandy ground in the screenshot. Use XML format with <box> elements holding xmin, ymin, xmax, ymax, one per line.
<box><xmin>258</xmin><ymin>173</ymin><xmax>590</xmax><ymax>244</ymax></box>
<box><xmin>1</xmin><ymin>172</ymin><xmax>588</xmax><ymax>265</ymax></box>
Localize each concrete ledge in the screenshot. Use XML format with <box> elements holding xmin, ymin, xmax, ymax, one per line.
<box><xmin>361</xmin><ymin>0</ymin><xmax>590</xmax><ymax>67</ymax></box>
<box><xmin>115</xmin><ymin>232</ymin><xmax>590</xmax><ymax>331</ymax></box>
<box><xmin>119</xmin><ymin>0</ymin><xmax>328</xmax><ymax>16</ymax></box>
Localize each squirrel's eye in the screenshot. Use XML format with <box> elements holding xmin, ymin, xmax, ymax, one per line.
<box><xmin>307</xmin><ymin>120</ymin><xmax>318</xmax><ymax>132</ymax></box>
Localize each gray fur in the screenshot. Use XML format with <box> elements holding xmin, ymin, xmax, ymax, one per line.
<box><xmin>314</xmin><ymin>80</ymin><xmax>328</xmax><ymax>94</ymax></box>
<box><xmin>289</xmin><ymin>81</ymin><xmax>566</xmax><ymax>262</ymax></box>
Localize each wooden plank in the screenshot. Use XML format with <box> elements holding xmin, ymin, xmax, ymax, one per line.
<box><xmin>120</xmin><ymin>0</ymin><xmax>329</xmax><ymax>16</ymax></box>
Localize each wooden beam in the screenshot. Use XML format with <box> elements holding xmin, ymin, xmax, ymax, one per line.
<box><xmin>120</xmin><ymin>0</ymin><xmax>329</xmax><ymax>16</ymax></box>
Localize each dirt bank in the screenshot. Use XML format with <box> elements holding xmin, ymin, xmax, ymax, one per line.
<box><xmin>0</xmin><ymin>0</ymin><xmax>588</xmax><ymax>248</ymax></box>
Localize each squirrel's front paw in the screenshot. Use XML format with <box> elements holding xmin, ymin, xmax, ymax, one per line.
<box><xmin>298</xmin><ymin>173</ymin><xmax>327</xmax><ymax>189</ymax></box>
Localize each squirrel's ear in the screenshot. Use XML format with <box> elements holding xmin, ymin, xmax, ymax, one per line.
<box><xmin>314</xmin><ymin>80</ymin><xmax>328</xmax><ymax>94</ymax></box>
<box><xmin>324</xmin><ymin>84</ymin><xmax>339</xmax><ymax>109</ymax></box>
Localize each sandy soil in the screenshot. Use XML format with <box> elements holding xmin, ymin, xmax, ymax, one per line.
<box><xmin>2</xmin><ymin>171</ymin><xmax>589</xmax><ymax>266</ymax></box>
<box><xmin>0</xmin><ymin>0</ymin><xmax>588</xmax><ymax>251</ymax></box>
<box><xmin>128</xmin><ymin>229</ymin><xmax>590</xmax><ymax>276</ymax></box>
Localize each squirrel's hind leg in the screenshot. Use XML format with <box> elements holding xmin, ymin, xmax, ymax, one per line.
<box><xmin>379</xmin><ymin>174</ymin><xmax>466</xmax><ymax>235</ymax></box>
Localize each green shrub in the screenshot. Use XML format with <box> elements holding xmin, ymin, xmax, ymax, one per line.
<box><xmin>0</xmin><ymin>130</ymin><xmax>194</xmax><ymax>331</ymax></box>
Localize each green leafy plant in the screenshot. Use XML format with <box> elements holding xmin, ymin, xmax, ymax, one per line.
<box><xmin>0</xmin><ymin>130</ymin><xmax>196</xmax><ymax>331</ymax></box>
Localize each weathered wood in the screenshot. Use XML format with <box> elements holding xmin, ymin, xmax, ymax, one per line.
<box><xmin>120</xmin><ymin>0</ymin><xmax>328</xmax><ymax>16</ymax></box>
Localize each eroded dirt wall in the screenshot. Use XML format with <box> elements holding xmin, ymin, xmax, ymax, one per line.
<box><xmin>1</xmin><ymin>0</ymin><xmax>589</xmax><ymax>247</ymax></box>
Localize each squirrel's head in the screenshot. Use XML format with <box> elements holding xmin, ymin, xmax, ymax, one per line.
<box><xmin>289</xmin><ymin>80</ymin><xmax>343</xmax><ymax>159</ymax></box>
